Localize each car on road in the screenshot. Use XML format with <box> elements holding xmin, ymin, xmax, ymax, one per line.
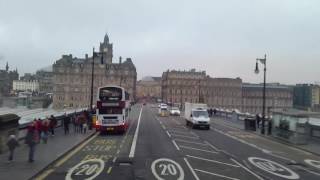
<box><xmin>184</xmin><ymin>102</ymin><xmax>210</xmax><ymax>130</ymax></box>
<box><xmin>170</xmin><ymin>107</ymin><xmax>181</xmax><ymax>116</ymax></box>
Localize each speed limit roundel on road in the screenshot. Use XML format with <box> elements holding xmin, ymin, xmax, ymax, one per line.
<box><xmin>248</xmin><ymin>157</ymin><xmax>300</xmax><ymax>179</ymax></box>
<box><xmin>65</xmin><ymin>159</ymin><xmax>105</xmax><ymax>180</ymax></box>
<box><xmin>151</xmin><ymin>158</ymin><xmax>184</xmax><ymax>180</ymax></box>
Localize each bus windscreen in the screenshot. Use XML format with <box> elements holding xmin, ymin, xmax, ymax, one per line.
<box><xmin>99</xmin><ymin>87</ymin><xmax>123</xmax><ymax>101</ymax></box>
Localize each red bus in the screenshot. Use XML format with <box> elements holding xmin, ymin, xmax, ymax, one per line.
<box><xmin>94</xmin><ymin>86</ymin><xmax>130</xmax><ymax>133</ymax></box>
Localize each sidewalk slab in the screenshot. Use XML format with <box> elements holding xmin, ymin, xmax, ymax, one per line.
<box><xmin>212</xmin><ymin>116</ymin><xmax>320</xmax><ymax>157</ymax></box>
<box><xmin>0</xmin><ymin>127</ymin><xmax>95</xmax><ymax>180</ymax></box>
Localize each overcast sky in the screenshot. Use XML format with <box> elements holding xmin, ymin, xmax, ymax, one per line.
<box><xmin>0</xmin><ymin>0</ymin><xmax>319</xmax><ymax>84</ymax></box>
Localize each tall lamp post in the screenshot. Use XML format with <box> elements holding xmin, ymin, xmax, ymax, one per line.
<box><xmin>89</xmin><ymin>48</ymin><xmax>104</xmax><ymax>111</ymax></box>
<box><xmin>255</xmin><ymin>54</ymin><xmax>267</xmax><ymax>134</ymax></box>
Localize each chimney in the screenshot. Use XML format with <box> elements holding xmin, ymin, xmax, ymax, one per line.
<box><xmin>119</xmin><ymin>56</ymin><xmax>122</xmax><ymax>64</ymax></box>
<box><xmin>85</xmin><ymin>54</ymin><xmax>88</xmax><ymax>59</ymax></box>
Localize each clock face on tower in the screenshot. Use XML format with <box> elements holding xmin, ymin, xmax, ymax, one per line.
<box><xmin>104</xmin><ymin>47</ymin><xmax>108</xmax><ymax>52</ymax></box>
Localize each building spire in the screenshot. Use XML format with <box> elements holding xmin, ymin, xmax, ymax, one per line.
<box><xmin>104</xmin><ymin>33</ymin><xmax>109</xmax><ymax>44</ymax></box>
<box><xmin>5</xmin><ymin>62</ymin><xmax>9</xmax><ymax>71</ymax></box>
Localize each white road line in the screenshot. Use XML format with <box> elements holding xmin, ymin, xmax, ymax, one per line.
<box><xmin>168</xmin><ymin>130</ymin><xmax>191</xmax><ymax>135</ymax></box>
<box><xmin>170</xmin><ymin>127</ymin><xmax>188</xmax><ymax>131</ymax></box>
<box><xmin>174</xmin><ymin>139</ymin><xmax>208</xmax><ymax>146</ymax></box>
<box><xmin>166</xmin><ymin>131</ymin><xmax>172</xmax><ymax>138</ymax></box>
<box><xmin>186</xmin><ymin>155</ymin><xmax>240</xmax><ymax>168</ymax></box>
<box><xmin>129</xmin><ymin>107</ymin><xmax>143</xmax><ymax>158</ymax></box>
<box><xmin>184</xmin><ymin>158</ymin><xmax>200</xmax><ymax>180</ymax></box>
<box><xmin>172</xmin><ymin>140</ymin><xmax>180</xmax><ymax>151</ymax></box>
<box><xmin>180</xmin><ymin>145</ymin><xmax>218</xmax><ymax>154</ymax></box>
<box><xmin>171</xmin><ymin>133</ymin><xmax>199</xmax><ymax>139</ymax></box>
<box><xmin>212</xmin><ymin>128</ymin><xmax>294</xmax><ymax>162</ymax></box>
<box><xmin>194</xmin><ymin>169</ymin><xmax>240</xmax><ymax>180</ymax></box>
<box><xmin>161</xmin><ymin>124</ymin><xmax>166</xmax><ymax>130</ymax></box>
<box><xmin>204</xmin><ymin>140</ymin><xmax>221</xmax><ymax>152</ymax></box>
<box><xmin>230</xmin><ymin>159</ymin><xmax>264</xmax><ymax>180</ymax></box>
<box><xmin>112</xmin><ymin>157</ymin><xmax>117</xmax><ymax>163</ymax></box>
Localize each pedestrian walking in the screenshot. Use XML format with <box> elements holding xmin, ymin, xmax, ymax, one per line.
<box><xmin>36</xmin><ymin>118</ymin><xmax>42</xmax><ymax>138</ymax></box>
<box><xmin>72</xmin><ymin>114</ymin><xmax>77</xmax><ymax>133</ymax></box>
<box><xmin>25</xmin><ymin>122</ymin><xmax>39</xmax><ymax>163</ymax></box>
<box><xmin>256</xmin><ymin>114</ymin><xmax>261</xmax><ymax>128</ymax></box>
<box><xmin>63</xmin><ymin>113</ymin><xmax>71</xmax><ymax>135</ymax></box>
<box><xmin>41</xmin><ymin>118</ymin><xmax>49</xmax><ymax>144</ymax></box>
<box><xmin>49</xmin><ymin>115</ymin><xmax>57</xmax><ymax>136</ymax></box>
<box><xmin>6</xmin><ymin>134</ymin><xmax>19</xmax><ymax>162</ymax></box>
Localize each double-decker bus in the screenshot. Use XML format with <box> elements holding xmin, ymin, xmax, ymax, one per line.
<box><xmin>94</xmin><ymin>86</ymin><xmax>130</xmax><ymax>133</ymax></box>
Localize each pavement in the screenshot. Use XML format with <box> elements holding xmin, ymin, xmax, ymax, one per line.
<box><xmin>0</xmin><ymin>125</ymin><xmax>95</xmax><ymax>180</ymax></box>
<box><xmin>7</xmin><ymin>103</ymin><xmax>320</xmax><ymax>180</ymax></box>
<box><xmin>212</xmin><ymin>115</ymin><xmax>320</xmax><ymax>156</ymax></box>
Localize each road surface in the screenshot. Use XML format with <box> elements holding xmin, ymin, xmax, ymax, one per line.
<box><xmin>35</xmin><ymin>104</ymin><xmax>320</xmax><ymax>180</ymax></box>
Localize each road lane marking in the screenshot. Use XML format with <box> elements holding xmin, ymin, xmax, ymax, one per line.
<box><xmin>172</xmin><ymin>140</ymin><xmax>180</xmax><ymax>151</ymax></box>
<box><xmin>151</xmin><ymin>158</ymin><xmax>185</xmax><ymax>180</ymax></box>
<box><xmin>204</xmin><ymin>140</ymin><xmax>221</xmax><ymax>152</ymax></box>
<box><xmin>54</xmin><ymin>133</ymin><xmax>98</xmax><ymax>167</ymax></box>
<box><xmin>304</xmin><ymin>159</ymin><xmax>320</xmax><ymax>169</ymax></box>
<box><xmin>35</xmin><ymin>169</ymin><xmax>54</xmax><ymax>180</ymax></box>
<box><xmin>174</xmin><ymin>139</ymin><xmax>208</xmax><ymax>146</ymax></box>
<box><xmin>212</xmin><ymin>128</ymin><xmax>294</xmax><ymax>163</ymax></box>
<box><xmin>170</xmin><ymin>134</ymin><xmax>199</xmax><ymax>139</ymax></box>
<box><xmin>129</xmin><ymin>107</ymin><xmax>143</xmax><ymax>158</ymax></box>
<box><xmin>213</xmin><ymin>120</ymin><xmax>312</xmax><ymax>156</ymax></box>
<box><xmin>231</xmin><ymin>158</ymin><xmax>269</xmax><ymax>180</ymax></box>
<box><xmin>179</xmin><ymin>145</ymin><xmax>218</xmax><ymax>154</ymax></box>
<box><xmin>65</xmin><ymin>159</ymin><xmax>105</xmax><ymax>180</ymax></box>
<box><xmin>248</xmin><ymin>157</ymin><xmax>300</xmax><ymax>179</ymax></box>
<box><xmin>186</xmin><ymin>155</ymin><xmax>240</xmax><ymax>168</ymax></box>
<box><xmin>183</xmin><ymin>158</ymin><xmax>200</xmax><ymax>180</ymax></box>
<box><xmin>194</xmin><ymin>169</ymin><xmax>240</xmax><ymax>180</ymax></box>
<box><xmin>166</xmin><ymin>131</ymin><xmax>172</xmax><ymax>138</ymax></box>
<box><xmin>168</xmin><ymin>130</ymin><xmax>191</xmax><ymax>135</ymax></box>
<box><xmin>107</xmin><ymin>166</ymin><xmax>113</xmax><ymax>174</ymax></box>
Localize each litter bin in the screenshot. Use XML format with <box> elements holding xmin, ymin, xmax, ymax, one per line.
<box><xmin>244</xmin><ymin>118</ymin><xmax>256</xmax><ymax>131</ymax></box>
<box><xmin>0</xmin><ymin>114</ymin><xmax>20</xmax><ymax>154</ymax></box>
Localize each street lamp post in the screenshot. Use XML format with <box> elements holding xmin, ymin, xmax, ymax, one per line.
<box><xmin>255</xmin><ymin>54</ymin><xmax>267</xmax><ymax>134</ymax></box>
<box><xmin>90</xmin><ymin>48</ymin><xmax>95</xmax><ymax>111</ymax></box>
<box><xmin>89</xmin><ymin>48</ymin><xmax>104</xmax><ymax>111</ymax></box>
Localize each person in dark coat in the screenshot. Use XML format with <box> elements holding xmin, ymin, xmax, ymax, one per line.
<box><xmin>49</xmin><ymin>115</ymin><xmax>57</xmax><ymax>136</ymax></box>
<box><xmin>25</xmin><ymin>122</ymin><xmax>39</xmax><ymax>162</ymax></box>
<box><xmin>6</xmin><ymin>134</ymin><xmax>19</xmax><ymax>162</ymax></box>
<box><xmin>256</xmin><ymin>114</ymin><xmax>261</xmax><ymax>128</ymax></box>
<box><xmin>63</xmin><ymin>114</ymin><xmax>71</xmax><ymax>135</ymax></box>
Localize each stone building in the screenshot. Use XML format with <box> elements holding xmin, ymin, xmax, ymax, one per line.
<box><xmin>52</xmin><ymin>34</ymin><xmax>137</xmax><ymax>109</ymax></box>
<box><xmin>242</xmin><ymin>83</ymin><xmax>293</xmax><ymax>115</ymax></box>
<box><xmin>36</xmin><ymin>67</ymin><xmax>54</xmax><ymax>94</ymax></box>
<box><xmin>161</xmin><ymin>69</ymin><xmax>242</xmax><ymax>109</ymax></box>
<box><xmin>136</xmin><ymin>76</ymin><xmax>162</xmax><ymax>100</ymax></box>
<box><xmin>204</xmin><ymin>77</ymin><xmax>242</xmax><ymax>110</ymax></box>
<box><xmin>12</xmin><ymin>80</ymin><xmax>39</xmax><ymax>92</ymax></box>
<box><xmin>0</xmin><ymin>62</ymin><xmax>19</xmax><ymax>96</ymax></box>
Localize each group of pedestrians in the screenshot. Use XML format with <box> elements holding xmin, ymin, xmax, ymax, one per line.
<box><xmin>71</xmin><ymin>111</ymin><xmax>89</xmax><ymax>134</ymax></box>
<box><xmin>6</xmin><ymin>111</ymin><xmax>91</xmax><ymax>163</ymax></box>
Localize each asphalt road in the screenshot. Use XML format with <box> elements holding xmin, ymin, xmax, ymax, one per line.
<box><xmin>35</xmin><ymin>104</ymin><xmax>320</xmax><ymax>180</ymax></box>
